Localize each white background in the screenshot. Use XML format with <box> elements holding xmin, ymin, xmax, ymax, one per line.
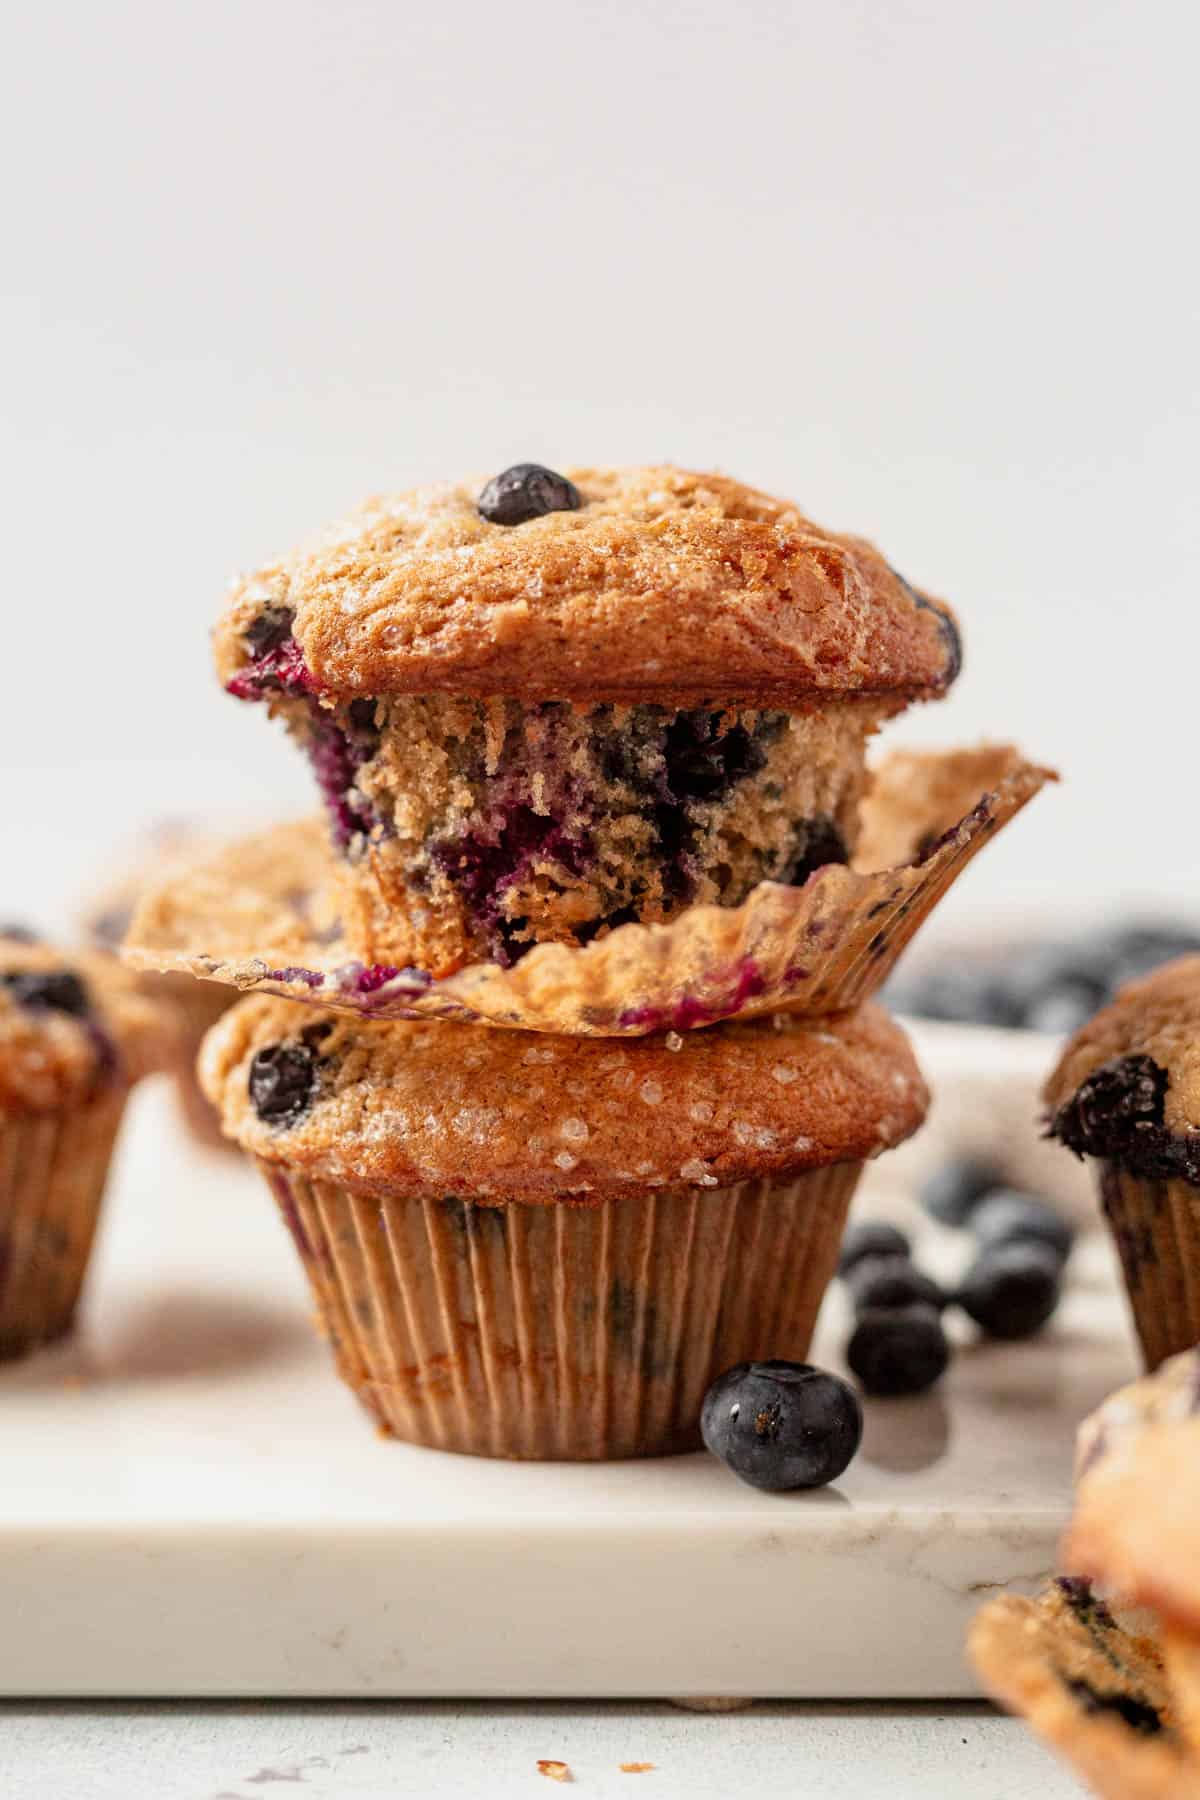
<box><xmin>2</xmin><ymin>0</ymin><xmax>1198</xmax><ymax>933</ymax></box>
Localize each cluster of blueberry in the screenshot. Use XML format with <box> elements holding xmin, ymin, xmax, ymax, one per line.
<box><xmin>885</xmin><ymin>921</ymin><xmax>1200</xmax><ymax>1036</ymax></box>
<box><xmin>842</xmin><ymin>1160</ymin><xmax>1073</xmax><ymax>1397</ymax></box>
<box><xmin>699</xmin><ymin>1161</ymin><xmax>1074</xmax><ymax>1494</ymax></box>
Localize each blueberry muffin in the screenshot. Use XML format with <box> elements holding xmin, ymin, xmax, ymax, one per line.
<box><xmin>215</xmin><ymin>464</ymin><xmax>961</xmax><ymax>976</ymax></box>
<box><xmin>199</xmin><ymin>995</ymin><xmax>928</xmax><ymax>1459</ymax></box>
<box><xmin>85</xmin><ymin>830</ymin><xmax>237</xmax><ymax>1151</ymax></box>
<box><xmin>0</xmin><ymin>932</ymin><xmax>171</xmax><ymax>1357</ymax></box>
<box><xmin>970</xmin><ymin>1577</ymin><xmax>1192</xmax><ymax>1799</ymax></box>
<box><xmin>1046</xmin><ymin>957</ymin><xmax>1200</xmax><ymax>1369</ymax></box>
<box><xmin>1071</xmin><ymin>1349</ymin><xmax>1200</xmax><ymax>1754</ymax></box>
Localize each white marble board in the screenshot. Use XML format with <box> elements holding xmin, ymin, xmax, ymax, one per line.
<box><xmin>0</xmin><ymin>1036</ymin><xmax>1137</xmax><ymax>1699</ymax></box>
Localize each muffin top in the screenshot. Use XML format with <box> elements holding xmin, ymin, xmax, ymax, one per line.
<box><xmin>200</xmin><ymin>996</ymin><xmax>928</xmax><ymax>1202</ymax></box>
<box><xmin>0</xmin><ymin>932</ymin><xmax>173</xmax><ymax>1114</ymax></box>
<box><xmin>1069</xmin><ymin>1349</ymin><xmax>1200</xmax><ymax>1639</ymax></box>
<box><xmin>214</xmin><ymin>464</ymin><xmax>961</xmax><ymax>708</ymax></box>
<box><xmin>1045</xmin><ymin>957</ymin><xmax>1200</xmax><ymax>1183</ymax></box>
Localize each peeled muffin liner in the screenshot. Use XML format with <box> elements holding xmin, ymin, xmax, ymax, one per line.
<box><xmin>969</xmin><ymin>1581</ymin><xmax>1193</xmax><ymax>1800</ymax></box>
<box><xmin>124</xmin><ymin>743</ymin><xmax>1054</xmax><ymax>1037</ymax></box>
<box><xmin>1097</xmin><ymin>1164</ymin><xmax>1200</xmax><ymax>1372</ymax></box>
<box><xmin>260</xmin><ymin>1160</ymin><xmax>862</xmax><ymax>1460</ymax></box>
<box><xmin>0</xmin><ymin>1092</ymin><xmax>127</xmax><ymax>1359</ymax></box>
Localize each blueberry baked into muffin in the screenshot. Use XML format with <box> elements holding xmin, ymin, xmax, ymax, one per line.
<box><xmin>215</xmin><ymin>464</ymin><xmax>961</xmax><ymax>976</ymax></box>
<box><xmin>1046</xmin><ymin>956</ymin><xmax>1200</xmax><ymax>1369</ymax></box>
<box><xmin>0</xmin><ymin>932</ymin><xmax>170</xmax><ymax>1357</ymax></box>
<box><xmin>199</xmin><ymin>994</ymin><xmax>927</xmax><ymax>1458</ymax></box>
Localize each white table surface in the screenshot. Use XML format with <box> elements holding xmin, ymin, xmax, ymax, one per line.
<box><xmin>1</xmin><ymin>1080</ymin><xmax>1102</xmax><ymax>1792</ymax></box>
<box><xmin>0</xmin><ymin>1699</ymin><xmax>1080</xmax><ymax>1798</ymax></box>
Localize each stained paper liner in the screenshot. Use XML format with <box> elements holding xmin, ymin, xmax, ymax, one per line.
<box><xmin>262</xmin><ymin>1160</ymin><xmax>862</xmax><ymax>1460</ymax></box>
<box><xmin>1099</xmin><ymin>1165</ymin><xmax>1200</xmax><ymax>1371</ymax></box>
<box><xmin>125</xmin><ymin>744</ymin><xmax>1053</xmax><ymax>1036</ymax></box>
<box><xmin>0</xmin><ymin>1093</ymin><xmax>126</xmax><ymax>1359</ymax></box>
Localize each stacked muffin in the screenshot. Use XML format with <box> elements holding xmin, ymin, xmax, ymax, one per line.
<box><xmin>131</xmin><ymin>463</ymin><xmax>1044</xmax><ymax>1459</ymax></box>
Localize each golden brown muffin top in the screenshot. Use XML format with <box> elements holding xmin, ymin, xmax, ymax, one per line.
<box><xmin>200</xmin><ymin>996</ymin><xmax>927</xmax><ymax>1202</ymax></box>
<box><xmin>213</xmin><ymin>464</ymin><xmax>961</xmax><ymax>707</ymax></box>
<box><xmin>0</xmin><ymin>934</ymin><xmax>174</xmax><ymax>1114</ymax></box>
<box><xmin>1045</xmin><ymin>958</ymin><xmax>1200</xmax><ymax>1177</ymax></box>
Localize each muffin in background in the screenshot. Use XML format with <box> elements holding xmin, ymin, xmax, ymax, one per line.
<box><xmin>1046</xmin><ymin>956</ymin><xmax>1200</xmax><ymax>1369</ymax></box>
<box><xmin>200</xmin><ymin>996</ymin><xmax>928</xmax><ymax>1460</ymax></box>
<box><xmin>85</xmin><ymin>826</ymin><xmax>238</xmax><ymax>1152</ymax></box>
<box><xmin>970</xmin><ymin>1352</ymin><xmax>1200</xmax><ymax>1796</ymax></box>
<box><xmin>214</xmin><ymin>464</ymin><xmax>960</xmax><ymax>975</ymax></box>
<box><xmin>0</xmin><ymin>932</ymin><xmax>171</xmax><ymax>1357</ymax></box>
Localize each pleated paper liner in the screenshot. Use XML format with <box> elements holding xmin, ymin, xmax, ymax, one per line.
<box><xmin>1098</xmin><ymin>1164</ymin><xmax>1200</xmax><ymax>1370</ymax></box>
<box><xmin>124</xmin><ymin>743</ymin><xmax>1054</xmax><ymax>1036</ymax></box>
<box><xmin>262</xmin><ymin>1160</ymin><xmax>862</xmax><ymax>1460</ymax></box>
<box><xmin>0</xmin><ymin>1092</ymin><xmax>126</xmax><ymax>1359</ymax></box>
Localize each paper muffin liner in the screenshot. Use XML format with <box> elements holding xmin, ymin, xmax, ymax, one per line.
<box><xmin>0</xmin><ymin>1092</ymin><xmax>126</xmax><ymax>1359</ymax></box>
<box><xmin>125</xmin><ymin>743</ymin><xmax>1053</xmax><ymax>1037</ymax></box>
<box><xmin>260</xmin><ymin>1159</ymin><xmax>863</xmax><ymax>1460</ymax></box>
<box><xmin>1098</xmin><ymin>1164</ymin><xmax>1200</xmax><ymax>1370</ymax></box>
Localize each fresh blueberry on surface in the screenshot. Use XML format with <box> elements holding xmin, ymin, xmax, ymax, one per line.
<box><xmin>1023</xmin><ymin>979</ymin><xmax>1106</xmax><ymax>1037</ymax></box>
<box><xmin>919</xmin><ymin>1156</ymin><xmax>998</xmax><ymax>1226</ymax></box>
<box><xmin>837</xmin><ymin>1220</ymin><xmax>911</xmax><ymax>1275</ymax></box>
<box><xmin>1</xmin><ymin>969</ymin><xmax>90</xmax><ymax>1018</ymax></box>
<box><xmin>248</xmin><ymin>1040</ymin><xmax>320</xmax><ymax>1127</ymax></box>
<box><xmin>957</xmin><ymin>1241</ymin><xmax>1062</xmax><ymax>1340</ymax></box>
<box><xmin>970</xmin><ymin>1190</ymin><xmax>1074</xmax><ymax>1264</ymax></box>
<box><xmin>885</xmin><ymin>960</ymin><xmax>1023</xmax><ymax>1029</ymax></box>
<box><xmin>846</xmin><ymin>1304</ymin><xmax>950</xmax><ymax>1397</ymax></box>
<box><xmin>700</xmin><ymin>1360</ymin><xmax>863</xmax><ymax>1492</ymax></box>
<box><xmin>846</xmin><ymin>1255</ymin><xmax>948</xmax><ymax>1315</ymax></box>
<box><xmin>477</xmin><ymin>463</ymin><xmax>582</xmax><ymax>526</ymax></box>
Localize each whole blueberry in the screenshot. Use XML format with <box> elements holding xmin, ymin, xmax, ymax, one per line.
<box><xmin>1</xmin><ymin>969</ymin><xmax>91</xmax><ymax>1018</ymax></box>
<box><xmin>248</xmin><ymin>1040</ymin><xmax>320</xmax><ymax>1127</ymax></box>
<box><xmin>886</xmin><ymin>960</ymin><xmax>1022</xmax><ymax>1029</ymax></box>
<box><xmin>847</xmin><ymin>1304</ymin><xmax>950</xmax><ymax>1396</ymax></box>
<box><xmin>477</xmin><ymin>463</ymin><xmax>582</xmax><ymax>526</ymax></box>
<box><xmin>970</xmin><ymin>1190</ymin><xmax>1074</xmax><ymax>1264</ymax></box>
<box><xmin>920</xmin><ymin>1156</ymin><xmax>998</xmax><ymax>1226</ymax></box>
<box><xmin>958</xmin><ymin>1241</ymin><xmax>1062</xmax><ymax>1340</ymax></box>
<box><xmin>1023</xmin><ymin>979</ymin><xmax>1105</xmax><ymax>1037</ymax></box>
<box><xmin>700</xmin><ymin>1360</ymin><xmax>863</xmax><ymax>1492</ymax></box>
<box><xmin>838</xmin><ymin>1220</ymin><xmax>911</xmax><ymax>1275</ymax></box>
<box><xmin>846</xmin><ymin>1256</ymin><xmax>947</xmax><ymax>1315</ymax></box>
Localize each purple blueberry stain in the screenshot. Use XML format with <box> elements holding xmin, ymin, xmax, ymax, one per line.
<box><xmin>266</xmin><ymin>966</ymin><xmax>326</xmax><ymax>989</ymax></box>
<box><xmin>227</xmin><ymin>607</ymin><xmax>319</xmax><ymax>701</ymax></box>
